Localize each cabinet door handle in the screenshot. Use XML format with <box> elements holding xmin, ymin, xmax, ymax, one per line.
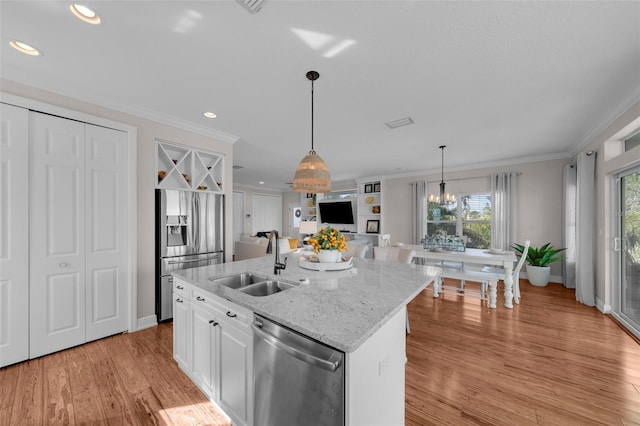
<box><xmin>226</xmin><ymin>311</ymin><xmax>237</xmax><ymax>318</ymax></box>
<box><xmin>176</xmin><ymin>299</ymin><xmax>183</xmax><ymax>303</ymax></box>
<box><xmin>176</xmin><ymin>285</ymin><xmax>184</xmax><ymax>290</ymax></box>
<box><xmin>209</xmin><ymin>320</ymin><xmax>219</xmax><ymax>327</ymax></box>
<box><xmin>196</xmin><ymin>296</ymin><xmax>205</xmax><ymax>302</ymax></box>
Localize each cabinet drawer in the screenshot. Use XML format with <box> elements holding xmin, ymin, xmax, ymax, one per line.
<box><xmin>173</xmin><ymin>279</ymin><xmax>190</xmax><ymax>298</ymax></box>
<box><xmin>191</xmin><ymin>289</ymin><xmax>252</xmax><ymax>332</ymax></box>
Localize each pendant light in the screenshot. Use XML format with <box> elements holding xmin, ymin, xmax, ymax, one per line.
<box><xmin>292</xmin><ymin>71</ymin><xmax>331</xmax><ymax>193</ymax></box>
<box><xmin>429</xmin><ymin>145</ymin><xmax>455</xmax><ymax>205</ymax></box>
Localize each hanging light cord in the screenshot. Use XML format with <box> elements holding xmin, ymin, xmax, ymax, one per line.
<box><xmin>440</xmin><ymin>145</ymin><xmax>445</xmax><ymax>184</ymax></box>
<box><xmin>310</xmin><ymin>78</ymin><xmax>315</xmax><ymax>151</ymax></box>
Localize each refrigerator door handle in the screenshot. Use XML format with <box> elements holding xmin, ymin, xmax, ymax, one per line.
<box><xmin>193</xmin><ymin>194</ymin><xmax>200</xmax><ymax>252</ymax></box>
<box><xmin>167</xmin><ymin>255</ymin><xmax>220</xmax><ymax>264</ymax></box>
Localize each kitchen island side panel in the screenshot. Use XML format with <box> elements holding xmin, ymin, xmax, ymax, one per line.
<box><xmin>345</xmin><ymin>307</ymin><xmax>406</xmax><ymax>426</ymax></box>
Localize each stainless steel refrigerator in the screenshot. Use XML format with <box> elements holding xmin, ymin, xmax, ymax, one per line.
<box><xmin>156</xmin><ymin>189</ymin><xmax>224</xmax><ymax>322</ymax></box>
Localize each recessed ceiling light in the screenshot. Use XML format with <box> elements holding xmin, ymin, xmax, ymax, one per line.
<box><xmin>70</xmin><ymin>4</ymin><xmax>101</xmax><ymax>24</ymax></box>
<box><xmin>203</xmin><ymin>112</ymin><xmax>217</xmax><ymax>119</ymax></box>
<box><xmin>259</xmin><ymin>181</ymin><xmax>265</xmax><ymax>185</ymax></box>
<box><xmin>9</xmin><ymin>40</ymin><xmax>40</xmax><ymax>56</ymax></box>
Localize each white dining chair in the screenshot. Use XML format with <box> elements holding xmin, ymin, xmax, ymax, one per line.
<box><xmin>373</xmin><ymin>246</ymin><xmax>416</xmax><ymax>333</ymax></box>
<box><xmin>377</xmin><ymin>234</ymin><xmax>391</xmax><ymax>247</ymax></box>
<box><xmin>481</xmin><ymin>239</ymin><xmax>531</xmax><ymax>304</ymax></box>
<box><xmin>342</xmin><ymin>242</ymin><xmax>369</xmax><ymax>259</ymax></box>
<box><xmin>373</xmin><ymin>246</ymin><xmax>415</xmax><ymax>263</ymax></box>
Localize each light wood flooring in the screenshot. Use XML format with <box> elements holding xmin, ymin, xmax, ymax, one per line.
<box><xmin>1</xmin><ymin>280</ymin><xmax>640</xmax><ymax>425</ymax></box>
<box><xmin>405</xmin><ymin>281</ymin><xmax>640</xmax><ymax>425</ymax></box>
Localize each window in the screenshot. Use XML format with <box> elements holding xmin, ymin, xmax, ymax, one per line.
<box><xmin>426</xmin><ymin>193</ymin><xmax>491</xmax><ymax>248</ymax></box>
<box><xmin>625</xmin><ymin>130</ymin><xmax>640</xmax><ymax>152</ymax></box>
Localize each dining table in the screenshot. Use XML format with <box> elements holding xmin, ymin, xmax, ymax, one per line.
<box><xmin>406</xmin><ymin>246</ymin><xmax>518</xmax><ymax>308</ymax></box>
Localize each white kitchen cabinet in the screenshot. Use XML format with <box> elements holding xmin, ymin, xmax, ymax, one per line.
<box><xmin>173</xmin><ymin>278</ymin><xmax>252</xmax><ymax>426</ymax></box>
<box><xmin>0</xmin><ymin>104</ymin><xmax>29</xmax><ymax>368</ymax></box>
<box><xmin>190</xmin><ymin>301</ymin><xmax>219</xmax><ymax>399</ymax></box>
<box><xmin>156</xmin><ymin>139</ymin><xmax>224</xmax><ymax>193</ymax></box>
<box><xmin>173</xmin><ymin>293</ymin><xmax>190</xmax><ymax>371</ymax></box>
<box><xmin>29</xmin><ymin>112</ymin><xmax>130</xmax><ymax>359</ymax></box>
<box><xmin>218</xmin><ymin>320</ymin><xmax>253</xmax><ymax>426</ymax></box>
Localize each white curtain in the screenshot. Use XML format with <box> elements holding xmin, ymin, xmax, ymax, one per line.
<box><xmin>575</xmin><ymin>151</ymin><xmax>597</xmax><ymax>306</ymax></box>
<box><xmin>411</xmin><ymin>181</ymin><xmax>426</xmax><ymax>244</ymax></box>
<box><xmin>563</xmin><ymin>164</ymin><xmax>577</xmax><ymax>289</ymax></box>
<box><xmin>491</xmin><ymin>172</ymin><xmax>518</xmax><ymax>250</ymax></box>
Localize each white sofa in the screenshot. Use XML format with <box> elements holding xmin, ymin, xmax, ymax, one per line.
<box><xmin>234</xmin><ymin>235</ymin><xmax>296</xmax><ymax>261</ymax></box>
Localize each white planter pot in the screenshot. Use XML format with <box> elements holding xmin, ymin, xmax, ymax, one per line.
<box><xmin>318</xmin><ymin>249</ymin><xmax>341</xmax><ymax>263</ymax></box>
<box><xmin>526</xmin><ymin>265</ymin><xmax>551</xmax><ymax>287</ymax></box>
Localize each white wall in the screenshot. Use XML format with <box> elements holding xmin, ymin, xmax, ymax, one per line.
<box><xmin>1</xmin><ymin>79</ymin><xmax>234</xmax><ymax>321</ymax></box>
<box><xmin>382</xmin><ymin>158</ymin><xmax>570</xmax><ymax>279</ymax></box>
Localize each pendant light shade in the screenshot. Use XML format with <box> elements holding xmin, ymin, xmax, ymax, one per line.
<box><xmin>293</xmin><ymin>71</ymin><xmax>331</xmax><ymax>193</ymax></box>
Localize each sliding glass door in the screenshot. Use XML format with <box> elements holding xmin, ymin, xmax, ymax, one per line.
<box><xmin>615</xmin><ymin>166</ymin><xmax>640</xmax><ymax>338</ymax></box>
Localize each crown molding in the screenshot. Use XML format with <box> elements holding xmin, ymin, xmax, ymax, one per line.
<box><xmin>571</xmin><ymin>84</ymin><xmax>640</xmax><ymax>157</ymax></box>
<box><xmin>1</xmin><ymin>77</ymin><xmax>239</xmax><ymax>144</ymax></box>
<box><xmin>362</xmin><ymin>151</ymin><xmax>574</xmax><ymax>183</ymax></box>
<box><xmin>115</xmin><ymin>102</ymin><xmax>240</xmax><ymax>144</ymax></box>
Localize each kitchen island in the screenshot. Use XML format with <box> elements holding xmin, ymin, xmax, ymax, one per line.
<box><xmin>173</xmin><ymin>252</ymin><xmax>439</xmax><ymax>426</ymax></box>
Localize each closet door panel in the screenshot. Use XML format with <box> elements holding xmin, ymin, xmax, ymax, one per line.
<box><xmin>29</xmin><ymin>112</ymin><xmax>86</xmax><ymax>358</ymax></box>
<box><xmin>85</xmin><ymin>124</ymin><xmax>128</xmax><ymax>341</ymax></box>
<box><xmin>0</xmin><ymin>104</ymin><xmax>29</xmax><ymax>367</ymax></box>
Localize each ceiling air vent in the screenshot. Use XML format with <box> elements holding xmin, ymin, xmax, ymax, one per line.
<box><xmin>385</xmin><ymin>117</ymin><xmax>414</xmax><ymax>129</ymax></box>
<box><xmin>236</xmin><ymin>0</ymin><xmax>266</xmax><ymax>14</ymax></box>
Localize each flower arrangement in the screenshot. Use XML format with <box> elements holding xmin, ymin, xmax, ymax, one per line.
<box><xmin>308</xmin><ymin>226</ymin><xmax>348</xmax><ymax>253</ymax></box>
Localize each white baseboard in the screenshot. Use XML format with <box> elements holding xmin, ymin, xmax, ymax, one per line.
<box><xmin>136</xmin><ymin>315</ymin><xmax>158</xmax><ymax>331</ymax></box>
<box><xmin>595</xmin><ymin>297</ymin><xmax>611</xmax><ymax>314</ymax></box>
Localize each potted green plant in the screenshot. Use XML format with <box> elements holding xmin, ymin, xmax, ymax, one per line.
<box><xmin>513</xmin><ymin>242</ymin><xmax>566</xmax><ymax>287</ymax></box>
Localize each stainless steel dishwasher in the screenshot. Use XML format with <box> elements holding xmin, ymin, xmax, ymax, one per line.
<box><xmin>252</xmin><ymin>314</ymin><xmax>345</xmax><ymax>426</ymax></box>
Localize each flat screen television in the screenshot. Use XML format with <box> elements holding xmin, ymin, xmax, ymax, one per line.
<box><xmin>318</xmin><ymin>200</ymin><xmax>356</xmax><ymax>229</ymax></box>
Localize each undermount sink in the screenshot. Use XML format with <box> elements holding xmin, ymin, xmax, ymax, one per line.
<box><xmin>209</xmin><ymin>272</ymin><xmax>267</xmax><ymax>289</ymax></box>
<box><xmin>238</xmin><ymin>280</ymin><xmax>298</xmax><ymax>297</ymax></box>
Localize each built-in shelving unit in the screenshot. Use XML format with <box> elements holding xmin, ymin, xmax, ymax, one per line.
<box><xmin>300</xmin><ymin>193</ymin><xmax>323</xmax><ymax>222</ymax></box>
<box><xmin>357</xmin><ymin>179</ymin><xmax>383</xmax><ymax>234</ymax></box>
<box><xmin>156</xmin><ymin>140</ymin><xmax>224</xmax><ymax>193</ymax></box>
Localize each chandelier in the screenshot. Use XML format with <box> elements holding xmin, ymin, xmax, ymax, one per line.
<box><xmin>428</xmin><ymin>145</ymin><xmax>455</xmax><ymax>205</ymax></box>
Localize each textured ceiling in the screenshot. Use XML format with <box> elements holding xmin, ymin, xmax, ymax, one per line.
<box><xmin>2</xmin><ymin>1</ymin><xmax>639</xmax><ymax>191</ymax></box>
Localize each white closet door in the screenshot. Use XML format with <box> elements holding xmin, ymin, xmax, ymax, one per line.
<box><xmin>29</xmin><ymin>112</ymin><xmax>86</xmax><ymax>358</ymax></box>
<box><xmin>252</xmin><ymin>194</ymin><xmax>282</xmax><ymax>234</ymax></box>
<box><xmin>85</xmin><ymin>124</ymin><xmax>128</xmax><ymax>341</ymax></box>
<box><xmin>0</xmin><ymin>104</ymin><xmax>29</xmax><ymax>367</ymax></box>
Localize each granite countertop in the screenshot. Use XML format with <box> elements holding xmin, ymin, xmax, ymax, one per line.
<box><xmin>173</xmin><ymin>252</ymin><xmax>440</xmax><ymax>352</ymax></box>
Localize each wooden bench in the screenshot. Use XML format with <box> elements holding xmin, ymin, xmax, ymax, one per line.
<box><xmin>433</xmin><ymin>263</ymin><xmax>502</xmax><ymax>308</ymax></box>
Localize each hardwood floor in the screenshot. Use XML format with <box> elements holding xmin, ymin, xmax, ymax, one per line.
<box><xmin>0</xmin><ymin>324</ymin><xmax>230</xmax><ymax>426</ymax></box>
<box><xmin>1</xmin><ymin>279</ymin><xmax>639</xmax><ymax>425</ymax></box>
<box><xmin>406</xmin><ymin>280</ymin><xmax>640</xmax><ymax>425</ymax></box>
